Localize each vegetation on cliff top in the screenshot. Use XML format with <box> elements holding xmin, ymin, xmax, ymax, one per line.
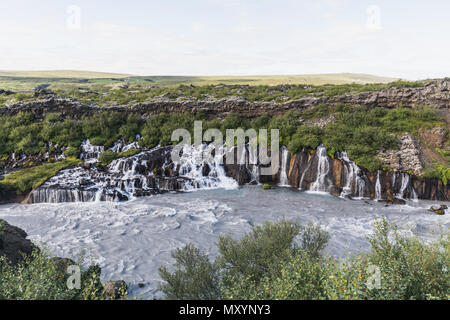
<box><xmin>0</xmin><ymin>79</ymin><xmax>423</xmax><ymax>106</ymax></box>
<box><xmin>159</xmin><ymin>218</ymin><xmax>449</xmax><ymax>300</ymax></box>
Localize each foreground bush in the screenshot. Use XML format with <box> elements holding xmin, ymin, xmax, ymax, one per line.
<box><xmin>159</xmin><ymin>218</ymin><xmax>449</xmax><ymax>300</ymax></box>
<box><xmin>0</xmin><ymin>249</ymin><xmax>127</xmax><ymax>300</ymax></box>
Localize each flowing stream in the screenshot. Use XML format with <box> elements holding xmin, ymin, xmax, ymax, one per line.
<box><xmin>0</xmin><ymin>186</ymin><xmax>448</xmax><ymax>299</ymax></box>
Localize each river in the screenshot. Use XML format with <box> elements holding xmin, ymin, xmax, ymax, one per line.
<box><xmin>0</xmin><ymin>185</ymin><xmax>448</xmax><ymax>299</ymax></box>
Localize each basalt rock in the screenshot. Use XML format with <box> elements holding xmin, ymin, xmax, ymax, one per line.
<box><xmin>377</xmin><ymin>133</ymin><xmax>425</xmax><ymax>175</ymax></box>
<box><xmin>428</xmin><ymin>204</ymin><xmax>447</xmax><ymax>215</ymax></box>
<box><xmin>1</xmin><ymin>79</ymin><xmax>449</xmax><ymax>120</ymax></box>
<box><xmin>0</xmin><ymin>219</ymin><xmax>39</xmax><ymax>265</ymax></box>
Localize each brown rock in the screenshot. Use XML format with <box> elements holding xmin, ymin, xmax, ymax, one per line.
<box><xmin>419</xmin><ymin>127</ymin><xmax>447</xmax><ymax>148</ymax></box>
<box><xmin>103</xmin><ymin>280</ymin><xmax>128</xmax><ymax>299</ymax></box>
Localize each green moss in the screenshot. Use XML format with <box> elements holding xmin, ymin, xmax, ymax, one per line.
<box><xmin>422</xmin><ymin>165</ymin><xmax>450</xmax><ymax>185</ymax></box>
<box><xmin>262</xmin><ymin>184</ymin><xmax>274</xmax><ymax>190</ymax></box>
<box><xmin>98</xmin><ymin>148</ymin><xmax>141</xmax><ymax>166</ymax></box>
<box><xmin>0</xmin><ymin>158</ymin><xmax>81</xmax><ymax>194</ymax></box>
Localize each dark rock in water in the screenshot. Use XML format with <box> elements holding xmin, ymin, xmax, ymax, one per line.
<box><xmin>378</xmin><ymin>198</ymin><xmax>406</xmax><ymax>205</ymax></box>
<box><xmin>0</xmin><ymin>219</ymin><xmax>38</xmax><ymax>265</ymax></box>
<box><xmin>428</xmin><ymin>205</ymin><xmax>447</xmax><ymax>215</ymax></box>
<box><xmin>390</xmin><ymin>198</ymin><xmax>407</xmax><ymax>205</ymax></box>
<box><xmin>103</xmin><ymin>280</ymin><xmax>128</xmax><ymax>299</ymax></box>
<box><xmin>115</xmin><ymin>192</ymin><xmax>129</xmax><ymax>202</ymax></box>
<box><xmin>329</xmin><ymin>186</ymin><xmax>342</xmax><ymax>197</ymax></box>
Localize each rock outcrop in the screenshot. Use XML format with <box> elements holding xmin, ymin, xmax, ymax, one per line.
<box><xmin>1</xmin><ymin>79</ymin><xmax>449</xmax><ymax>120</ymax></box>
<box><xmin>0</xmin><ymin>219</ymin><xmax>38</xmax><ymax>265</ymax></box>
<box><xmin>377</xmin><ymin>133</ymin><xmax>425</xmax><ymax>175</ymax></box>
<box><xmin>428</xmin><ymin>204</ymin><xmax>448</xmax><ymax>215</ymax></box>
<box><xmin>419</xmin><ymin>126</ymin><xmax>448</xmax><ymax>149</ymax></box>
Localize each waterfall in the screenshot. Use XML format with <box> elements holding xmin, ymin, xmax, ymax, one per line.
<box><xmin>398</xmin><ymin>173</ymin><xmax>409</xmax><ymax>199</ymax></box>
<box><xmin>177</xmin><ymin>144</ymin><xmax>238</xmax><ymax>191</ymax></box>
<box><xmin>249</xmin><ymin>145</ymin><xmax>260</xmax><ymax>184</ymax></box>
<box><xmin>396</xmin><ymin>172</ymin><xmax>419</xmax><ymax>201</ymax></box>
<box><xmin>375</xmin><ymin>170</ymin><xmax>382</xmax><ymax>201</ymax></box>
<box><xmin>278</xmin><ymin>146</ymin><xmax>289</xmax><ymax>187</ymax></box>
<box><xmin>299</xmin><ymin>160</ymin><xmax>313</xmax><ymax>190</ymax></box>
<box><xmin>31</xmin><ymin>188</ymin><xmax>97</xmax><ymax>203</ymax></box>
<box><xmin>338</xmin><ymin>151</ymin><xmax>366</xmax><ymax>198</ymax></box>
<box><xmin>309</xmin><ymin>145</ymin><xmax>331</xmax><ymax>192</ymax></box>
<box><xmin>80</xmin><ymin>139</ymin><xmax>104</xmax><ymax>163</ymax></box>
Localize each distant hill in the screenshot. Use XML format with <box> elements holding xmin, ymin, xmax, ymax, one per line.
<box><xmin>135</xmin><ymin>73</ymin><xmax>399</xmax><ymax>86</ymax></box>
<box><xmin>0</xmin><ymin>71</ymin><xmax>399</xmax><ymax>91</ymax></box>
<box><xmin>0</xmin><ymin>70</ymin><xmax>132</xmax><ymax>79</ymax></box>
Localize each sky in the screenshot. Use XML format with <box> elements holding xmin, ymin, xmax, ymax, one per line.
<box><xmin>0</xmin><ymin>0</ymin><xmax>449</xmax><ymax>79</ymax></box>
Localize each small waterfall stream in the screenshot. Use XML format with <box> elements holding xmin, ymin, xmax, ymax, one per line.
<box><xmin>278</xmin><ymin>146</ymin><xmax>289</xmax><ymax>187</ymax></box>
<box><xmin>338</xmin><ymin>151</ymin><xmax>366</xmax><ymax>198</ymax></box>
<box><xmin>395</xmin><ymin>172</ymin><xmax>419</xmax><ymax>202</ymax></box>
<box><xmin>375</xmin><ymin>170</ymin><xmax>382</xmax><ymax>201</ymax></box>
<box><xmin>80</xmin><ymin>139</ymin><xmax>104</xmax><ymax>163</ymax></box>
<box><xmin>310</xmin><ymin>145</ymin><xmax>331</xmax><ymax>192</ymax></box>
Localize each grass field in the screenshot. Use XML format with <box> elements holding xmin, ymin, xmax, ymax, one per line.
<box><xmin>0</xmin><ymin>71</ymin><xmax>398</xmax><ymax>91</ymax></box>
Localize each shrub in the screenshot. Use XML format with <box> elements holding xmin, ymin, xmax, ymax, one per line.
<box><xmin>158</xmin><ymin>244</ymin><xmax>221</xmax><ymax>300</ymax></box>
<box><xmin>64</xmin><ymin>146</ymin><xmax>80</xmax><ymax>158</ymax></box>
<box><xmin>422</xmin><ymin>165</ymin><xmax>450</xmax><ymax>185</ymax></box>
<box><xmin>158</xmin><ymin>218</ymin><xmax>449</xmax><ymax>300</ymax></box>
<box><xmin>98</xmin><ymin>148</ymin><xmax>141</xmax><ymax>166</ymax></box>
<box><xmin>159</xmin><ymin>220</ymin><xmax>330</xmax><ymax>299</ymax></box>
<box><xmin>0</xmin><ymin>249</ymin><xmax>121</xmax><ymax>300</ymax></box>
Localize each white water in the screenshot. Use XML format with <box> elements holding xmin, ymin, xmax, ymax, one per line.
<box><xmin>177</xmin><ymin>144</ymin><xmax>238</xmax><ymax>191</ymax></box>
<box><xmin>278</xmin><ymin>146</ymin><xmax>289</xmax><ymax>187</ymax></box>
<box><xmin>375</xmin><ymin>170</ymin><xmax>382</xmax><ymax>201</ymax></box>
<box><xmin>80</xmin><ymin>139</ymin><xmax>105</xmax><ymax>163</ymax></box>
<box><xmin>310</xmin><ymin>145</ymin><xmax>331</xmax><ymax>192</ymax></box>
<box><xmin>1</xmin><ymin>186</ymin><xmax>448</xmax><ymax>299</ymax></box>
<box><xmin>339</xmin><ymin>151</ymin><xmax>367</xmax><ymax>198</ymax></box>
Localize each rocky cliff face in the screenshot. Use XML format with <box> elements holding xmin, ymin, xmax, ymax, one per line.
<box><xmin>1</xmin><ymin>79</ymin><xmax>449</xmax><ymax>120</ymax></box>
<box><xmin>279</xmin><ymin>148</ymin><xmax>449</xmax><ymax>201</ymax></box>
<box><xmin>12</xmin><ymin>143</ymin><xmax>447</xmax><ymax>204</ymax></box>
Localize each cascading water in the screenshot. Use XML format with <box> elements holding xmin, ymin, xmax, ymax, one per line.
<box><xmin>27</xmin><ymin>138</ymin><xmax>425</xmax><ymax>204</ymax></box>
<box><xmin>338</xmin><ymin>151</ymin><xmax>366</xmax><ymax>198</ymax></box>
<box><xmin>375</xmin><ymin>170</ymin><xmax>382</xmax><ymax>201</ymax></box>
<box><xmin>177</xmin><ymin>144</ymin><xmax>238</xmax><ymax>191</ymax></box>
<box><xmin>80</xmin><ymin>139</ymin><xmax>104</xmax><ymax>163</ymax></box>
<box><xmin>278</xmin><ymin>146</ymin><xmax>289</xmax><ymax>187</ymax></box>
<box><xmin>395</xmin><ymin>172</ymin><xmax>419</xmax><ymax>201</ymax></box>
<box><xmin>309</xmin><ymin>145</ymin><xmax>331</xmax><ymax>192</ymax></box>
<box><xmin>249</xmin><ymin>145</ymin><xmax>260</xmax><ymax>184</ymax></box>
